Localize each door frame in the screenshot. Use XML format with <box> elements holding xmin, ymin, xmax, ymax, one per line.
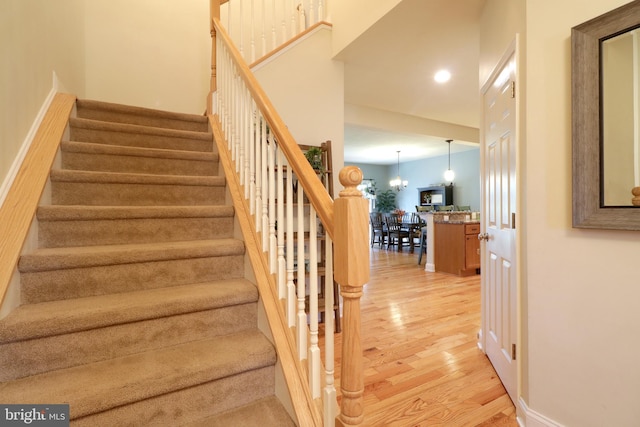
<box><xmin>479</xmin><ymin>35</ymin><xmax>523</xmax><ymax>411</ymax></box>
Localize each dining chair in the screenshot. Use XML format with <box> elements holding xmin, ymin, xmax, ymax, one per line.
<box><xmin>409</xmin><ymin>212</ymin><xmax>424</xmax><ymax>249</ymax></box>
<box><xmin>385</xmin><ymin>214</ymin><xmax>412</xmax><ymax>252</ymax></box>
<box><xmin>369</xmin><ymin>212</ymin><xmax>388</xmax><ymax>248</ymax></box>
<box><xmin>436</xmin><ymin>205</ymin><xmax>455</xmax><ymax>211</ymax></box>
<box><xmin>417</xmin><ymin>226</ymin><xmax>428</xmax><ymax>265</ymax></box>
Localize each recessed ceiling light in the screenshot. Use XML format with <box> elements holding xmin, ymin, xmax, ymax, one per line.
<box><xmin>434</xmin><ymin>69</ymin><xmax>451</xmax><ymax>83</ymax></box>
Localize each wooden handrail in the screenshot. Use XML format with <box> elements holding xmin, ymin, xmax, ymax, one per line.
<box><xmin>0</xmin><ymin>93</ymin><xmax>76</xmax><ymax>308</ymax></box>
<box><xmin>212</xmin><ymin>17</ymin><xmax>335</xmax><ymax>240</ymax></box>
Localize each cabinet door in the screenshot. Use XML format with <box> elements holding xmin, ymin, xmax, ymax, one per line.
<box><xmin>465</xmin><ymin>235</ymin><xmax>480</xmax><ymax>269</ymax></box>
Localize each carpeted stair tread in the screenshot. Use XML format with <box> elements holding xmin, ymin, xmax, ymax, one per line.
<box><xmin>49</xmin><ymin>169</ymin><xmax>225</xmax><ymax>187</ymax></box>
<box><xmin>0</xmin><ymin>330</ymin><xmax>276</xmax><ymax>420</ymax></box>
<box><xmin>0</xmin><ymin>279</ymin><xmax>257</xmax><ymax>343</ymax></box>
<box><xmin>36</xmin><ymin>205</ymin><xmax>235</xmax><ymax>247</ymax></box>
<box><xmin>69</xmin><ymin>117</ymin><xmax>212</xmax><ymax>143</ymax></box>
<box><xmin>183</xmin><ymin>396</ymin><xmax>296</xmax><ymax>427</ymax></box>
<box><xmin>61</xmin><ymin>140</ymin><xmax>218</xmax><ymax>162</ymax></box>
<box><xmin>60</xmin><ymin>140</ymin><xmax>218</xmax><ymax>176</ymax></box>
<box><xmin>37</xmin><ymin>205</ymin><xmax>234</xmax><ymax>221</ymax></box>
<box><xmin>76</xmin><ymin>98</ymin><xmax>209</xmax><ymax>132</ymax></box>
<box><xmin>19</xmin><ymin>239</ymin><xmax>244</xmax><ymax>273</ymax></box>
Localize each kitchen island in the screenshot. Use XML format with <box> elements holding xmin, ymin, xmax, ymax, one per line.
<box><xmin>417</xmin><ymin>211</ymin><xmax>480</xmax><ymax>276</ymax></box>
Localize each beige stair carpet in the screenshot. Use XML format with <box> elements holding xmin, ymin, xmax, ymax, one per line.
<box><xmin>0</xmin><ymin>99</ymin><xmax>296</xmax><ymax>426</ymax></box>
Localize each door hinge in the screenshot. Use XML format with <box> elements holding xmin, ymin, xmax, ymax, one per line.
<box><xmin>511</xmin><ymin>343</ymin><xmax>517</xmax><ymax>360</ymax></box>
<box><xmin>512</xmin><ymin>212</ymin><xmax>516</xmax><ymax>229</ymax></box>
<box><xmin>511</xmin><ymin>81</ymin><xmax>516</xmax><ymax>98</ymax></box>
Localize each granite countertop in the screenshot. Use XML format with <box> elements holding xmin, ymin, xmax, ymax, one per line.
<box><xmin>434</xmin><ymin>219</ymin><xmax>480</xmax><ymax>224</ymax></box>
<box><xmin>430</xmin><ymin>211</ymin><xmax>480</xmax><ymax>224</ymax></box>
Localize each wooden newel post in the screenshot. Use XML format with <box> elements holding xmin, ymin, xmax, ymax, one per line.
<box><xmin>334</xmin><ymin>166</ymin><xmax>369</xmax><ymax>427</ymax></box>
<box><xmin>633</xmin><ymin>187</ymin><xmax>640</xmax><ymax>206</ymax></box>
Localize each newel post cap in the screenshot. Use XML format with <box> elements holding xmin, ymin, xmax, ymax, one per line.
<box><xmin>334</xmin><ymin>166</ymin><xmax>369</xmax><ymax>287</ymax></box>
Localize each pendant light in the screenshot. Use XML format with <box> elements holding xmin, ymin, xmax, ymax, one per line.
<box><xmin>444</xmin><ymin>139</ymin><xmax>455</xmax><ymax>183</ymax></box>
<box><xmin>390</xmin><ymin>150</ymin><xmax>408</xmax><ymax>191</ymax></box>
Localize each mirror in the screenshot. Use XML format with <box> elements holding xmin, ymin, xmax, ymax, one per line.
<box><xmin>572</xmin><ymin>0</ymin><xmax>640</xmax><ymax>229</ymax></box>
<box><xmin>602</xmin><ymin>27</ymin><xmax>640</xmax><ymax>206</ymax></box>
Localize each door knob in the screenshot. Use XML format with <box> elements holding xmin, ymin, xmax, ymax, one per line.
<box><xmin>478</xmin><ymin>233</ymin><xmax>490</xmax><ymax>241</ymax></box>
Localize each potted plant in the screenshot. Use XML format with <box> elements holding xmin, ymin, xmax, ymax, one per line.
<box><xmin>304</xmin><ymin>146</ymin><xmax>324</xmax><ymax>175</ymax></box>
<box><xmin>375</xmin><ymin>189</ymin><xmax>396</xmax><ymax>213</ymax></box>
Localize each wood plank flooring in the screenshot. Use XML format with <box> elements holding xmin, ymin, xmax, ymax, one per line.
<box><xmin>319</xmin><ymin>247</ymin><xmax>517</xmax><ymax>426</ymax></box>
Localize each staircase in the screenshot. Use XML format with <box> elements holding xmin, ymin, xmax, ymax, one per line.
<box><xmin>0</xmin><ymin>99</ymin><xmax>296</xmax><ymax>426</ymax></box>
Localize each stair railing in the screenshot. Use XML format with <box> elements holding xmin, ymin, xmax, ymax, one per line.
<box><xmin>218</xmin><ymin>0</ymin><xmax>328</xmax><ymax>64</ymax></box>
<box><xmin>209</xmin><ymin>2</ymin><xmax>368</xmax><ymax>426</ymax></box>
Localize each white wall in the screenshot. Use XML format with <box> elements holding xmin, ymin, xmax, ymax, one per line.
<box><xmin>524</xmin><ymin>1</ymin><xmax>640</xmax><ymax>426</ymax></box>
<box><xmin>330</xmin><ymin>0</ymin><xmax>401</xmax><ymax>57</ymax></box>
<box><xmin>83</xmin><ymin>0</ymin><xmax>210</xmax><ymax>114</ymax></box>
<box><xmin>1</xmin><ymin>0</ymin><xmax>212</xmax><ymax>194</ymax></box>
<box><xmin>0</xmin><ymin>0</ymin><xmax>86</xmax><ymax>192</ymax></box>
<box><xmin>253</xmin><ymin>26</ymin><xmax>344</xmax><ymax>195</ymax></box>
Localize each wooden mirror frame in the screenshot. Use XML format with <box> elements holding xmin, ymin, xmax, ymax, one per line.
<box><xmin>572</xmin><ymin>0</ymin><xmax>640</xmax><ymax>230</ymax></box>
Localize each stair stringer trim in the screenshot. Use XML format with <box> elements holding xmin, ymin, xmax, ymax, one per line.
<box><xmin>210</xmin><ymin>114</ymin><xmax>321</xmax><ymax>427</ymax></box>
<box><xmin>0</xmin><ymin>93</ymin><xmax>76</xmax><ymax>318</ymax></box>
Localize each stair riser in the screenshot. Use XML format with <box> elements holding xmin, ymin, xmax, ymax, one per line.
<box><xmin>21</xmin><ymin>255</ymin><xmax>245</xmax><ymax>304</ymax></box>
<box><xmin>0</xmin><ymin>303</ymin><xmax>257</xmax><ymax>382</ymax></box>
<box><xmin>70</xmin><ymin>127</ymin><xmax>212</xmax><ymax>152</ymax></box>
<box><xmin>76</xmin><ymin>108</ymin><xmax>209</xmax><ymax>133</ymax></box>
<box><xmin>72</xmin><ymin>366</ymin><xmax>275</xmax><ymax>426</ymax></box>
<box><xmin>39</xmin><ymin>217</ymin><xmax>234</xmax><ymax>248</ymax></box>
<box><xmin>51</xmin><ymin>182</ymin><xmax>225</xmax><ymax>206</ymax></box>
<box><xmin>61</xmin><ymin>151</ymin><xmax>218</xmax><ymax>176</ymax></box>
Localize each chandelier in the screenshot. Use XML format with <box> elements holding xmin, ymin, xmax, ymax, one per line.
<box><xmin>390</xmin><ymin>150</ymin><xmax>408</xmax><ymax>191</ymax></box>
<box><xmin>444</xmin><ymin>139</ymin><xmax>455</xmax><ymax>183</ymax></box>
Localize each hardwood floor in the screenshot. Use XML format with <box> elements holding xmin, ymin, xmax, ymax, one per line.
<box><xmin>319</xmin><ymin>247</ymin><xmax>517</xmax><ymax>426</ymax></box>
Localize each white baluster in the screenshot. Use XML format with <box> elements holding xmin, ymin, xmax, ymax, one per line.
<box><xmin>243</xmin><ymin>89</ymin><xmax>250</xmax><ymax>198</ymax></box>
<box><xmin>255</xmin><ymin>113</ymin><xmax>263</xmax><ymax>233</ymax></box>
<box><xmin>323</xmin><ymin>233</ymin><xmax>337</xmax><ymax>426</ymax></box>
<box><xmin>261</xmin><ymin>119</ymin><xmax>269</xmax><ymax>250</ymax></box>
<box><xmin>268</xmin><ymin>134</ymin><xmax>277</xmax><ymax>273</ymax></box>
<box><xmin>221</xmin><ymin>45</ymin><xmax>228</xmax><ymax>137</ymax></box>
<box><xmin>239</xmin><ymin>0</ymin><xmax>244</xmax><ymax>60</ymax></box>
<box><xmin>290</xmin><ymin>0</ymin><xmax>296</xmax><ymax>36</ymax></box>
<box><xmin>318</xmin><ymin>0</ymin><xmax>324</xmax><ymax>23</ymax></box>
<box><xmin>216</xmin><ymin>38</ymin><xmax>223</xmax><ymax>128</ymax></box>
<box><xmin>277</xmin><ymin>149</ymin><xmax>286</xmax><ymax>299</ymax></box>
<box><xmin>297</xmin><ymin>3</ymin><xmax>305</xmax><ymax>33</ymax></box>
<box><xmin>271</xmin><ymin>1</ymin><xmax>277</xmax><ymax>50</ymax></box>
<box><xmin>238</xmin><ymin>86</ymin><xmax>246</xmax><ymax>187</ymax></box>
<box><xmin>310</xmin><ymin>0</ymin><xmax>315</xmax><ymax>26</ymax></box>
<box><xmin>227</xmin><ymin>1</ymin><xmax>232</xmax><ymax>43</ymax></box>
<box><xmin>229</xmin><ymin>59</ymin><xmax>235</xmax><ymax>144</ymax></box>
<box><xmin>296</xmin><ymin>183</ymin><xmax>307</xmax><ymax>360</ymax></box>
<box><xmin>249</xmin><ymin>102</ymin><xmax>256</xmax><ymax>214</ymax></box>
<box><xmin>308</xmin><ymin>205</ymin><xmax>321</xmax><ymax>399</ymax></box>
<box><xmin>261</xmin><ymin>0</ymin><xmax>267</xmax><ymax>57</ymax></box>
<box><xmin>286</xmin><ymin>165</ymin><xmax>296</xmax><ymax>327</ymax></box>
<box><xmin>234</xmin><ymin>76</ymin><xmax>241</xmax><ymax>170</ymax></box>
<box><xmin>282</xmin><ymin>0</ymin><xmax>288</xmax><ymax>43</ymax></box>
<box><xmin>250</xmin><ymin>0</ymin><xmax>255</xmax><ymax>63</ymax></box>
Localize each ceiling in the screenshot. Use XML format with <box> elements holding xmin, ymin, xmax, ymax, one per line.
<box><xmin>337</xmin><ymin>0</ymin><xmax>487</xmax><ymax>165</ymax></box>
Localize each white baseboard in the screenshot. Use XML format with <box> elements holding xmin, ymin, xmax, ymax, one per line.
<box><xmin>425</xmin><ymin>262</ymin><xmax>435</xmax><ymax>272</ymax></box>
<box><xmin>518</xmin><ymin>397</ymin><xmax>565</xmax><ymax>427</ymax></box>
<box><xmin>0</xmin><ymin>74</ymin><xmax>59</xmax><ymax>209</ymax></box>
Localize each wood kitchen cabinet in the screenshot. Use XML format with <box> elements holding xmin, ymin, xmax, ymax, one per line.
<box><xmin>434</xmin><ymin>221</ymin><xmax>480</xmax><ymax>276</ymax></box>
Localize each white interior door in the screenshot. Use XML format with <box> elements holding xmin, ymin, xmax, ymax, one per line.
<box><xmin>481</xmin><ymin>43</ymin><xmax>518</xmax><ymax>405</ymax></box>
